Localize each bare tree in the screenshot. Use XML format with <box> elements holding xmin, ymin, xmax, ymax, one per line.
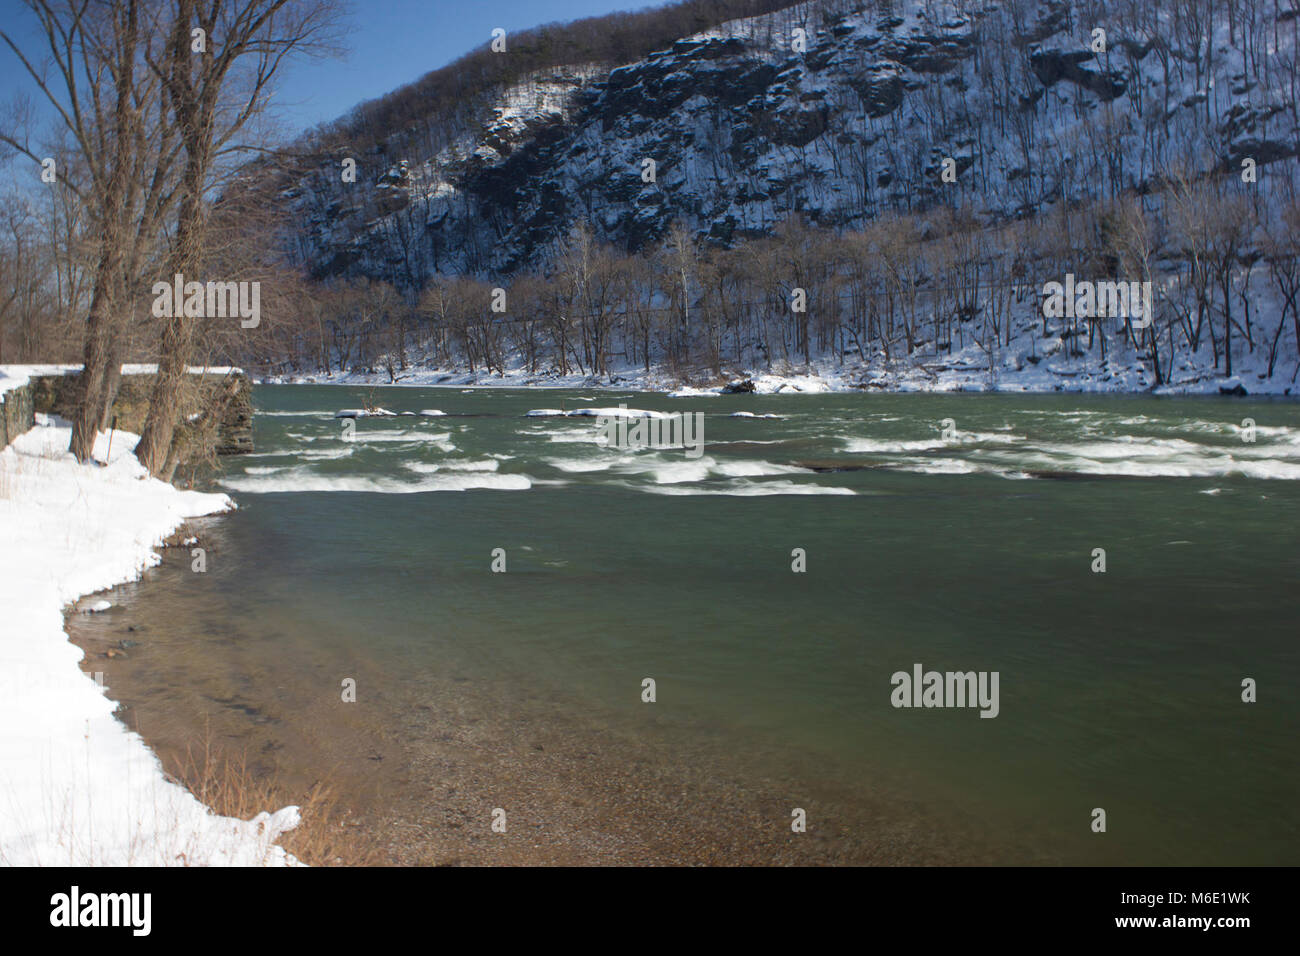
<box><xmin>2</xmin><ymin>0</ymin><xmax>168</xmax><ymax>461</ymax></box>
<box><xmin>134</xmin><ymin>0</ymin><xmax>340</xmax><ymax>476</ymax></box>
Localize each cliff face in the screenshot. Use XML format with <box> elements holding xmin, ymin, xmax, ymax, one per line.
<box><xmin>276</xmin><ymin>0</ymin><xmax>1298</xmax><ymax>285</ymax></box>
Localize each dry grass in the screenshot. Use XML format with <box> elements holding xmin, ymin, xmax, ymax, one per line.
<box><xmin>0</xmin><ymin>444</ymin><xmax>36</xmax><ymax>498</ymax></box>
<box><xmin>160</xmin><ymin>520</ymin><xmax>199</xmax><ymax>548</ymax></box>
<box><xmin>166</xmin><ymin>732</ymin><xmax>388</xmax><ymax>866</ymax></box>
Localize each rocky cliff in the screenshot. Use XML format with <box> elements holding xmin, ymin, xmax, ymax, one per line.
<box><xmin>274</xmin><ymin>0</ymin><xmax>1299</xmax><ymax>285</ymax></box>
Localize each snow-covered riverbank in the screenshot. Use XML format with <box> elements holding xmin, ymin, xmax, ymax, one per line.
<box><xmin>0</xmin><ymin>416</ymin><xmax>299</xmax><ymax>866</ymax></box>
<box><xmin>256</xmin><ymin>321</ymin><xmax>1300</xmax><ymax>398</ymax></box>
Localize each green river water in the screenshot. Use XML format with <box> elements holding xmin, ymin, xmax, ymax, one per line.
<box><xmin>74</xmin><ymin>386</ymin><xmax>1300</xmax><ymax>865</ymax></box>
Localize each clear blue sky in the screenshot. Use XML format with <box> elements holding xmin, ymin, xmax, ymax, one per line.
<box><xmin>1</xmin><ymin>0</ymin><xmax>657</xmax><ymax>140</ymax></box>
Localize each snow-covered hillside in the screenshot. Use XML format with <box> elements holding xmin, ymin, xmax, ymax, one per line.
<box><xmin>247</xmin><ymin>0</ymin><xmax>1300</xmax><ymax>396</ymax></box>
<box><xmin>281</xmin><ymin>0</ymin><xmax>1298</xmax><ymax>279</ymax></box>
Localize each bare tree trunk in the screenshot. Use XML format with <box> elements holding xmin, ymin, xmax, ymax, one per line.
<box><xmin>71</xmin><ymin>238</ymin><xmax>128</xmax><ymax>461</ymax></box>
<box><xmin>135</xmin><ymin>0</ymin><xmax>207</xmax><ymax>475</ymax></box>
<box><xmin>69</xmin><ymin>285</ymin><xmax>114</xmax><ymax>462</ymax></box>
<box><xmin>137</xmin><ymin>0</ymin><xmax>333</xmax><ymax>476</ymax></box>
<box><xmin>135</xmin><ymin>297</ymin><xmax>195</xmax><ymax>473</ymax></box>
<box><xmin>96</xmin><ymin>335</ymin><xmax>128</xmax><ymax>432</ymax></box>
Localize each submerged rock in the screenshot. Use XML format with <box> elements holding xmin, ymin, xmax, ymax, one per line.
<box><xmin>795</xmin><ymin>459</ymin><xmax>881</xmax><ymax>473</ymax></box>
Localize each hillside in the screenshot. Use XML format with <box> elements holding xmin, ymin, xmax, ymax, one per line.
<box><xmin>248</xmin><ymin>0</ymin><xmax>1300</xmax><ymax>394</ymax></box>
<box><xmin>273</xmin><ymin>0</ymin><xmax>1294</xmax><ymax>276</ymax></box>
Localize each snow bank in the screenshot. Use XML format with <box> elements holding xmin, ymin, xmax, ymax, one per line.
<box><xmin>666</xmin><ymin>386</ymin><xmax>722</xmax><ymax>398</ymax></box>
<box><xmin>0</xmin><ymin>418</ymin><xmax>299</xmax><ymax>866</ymax></box>
<box><xmin>750</xmin><ymin>373</ymin><xmax>835</xmax><ymax>394</ymax></box>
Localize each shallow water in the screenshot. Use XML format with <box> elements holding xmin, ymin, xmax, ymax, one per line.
<box><xmin>72</xmin><ymin>387</ymin><xmax>1300</xmax><ymax>864</ymax></box>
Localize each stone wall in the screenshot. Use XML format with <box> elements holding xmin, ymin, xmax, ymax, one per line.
<box><xmin>0</xmin><ymin>382</ymin><xmax>35</xmax><ymax>450</ymax></box>
<box><xmin>2</xmin><ymin>370</ymin><xmax>253</xmax><ymax>455</ymax></box>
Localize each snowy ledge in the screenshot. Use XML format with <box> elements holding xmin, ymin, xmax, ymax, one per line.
<box><xmin>0</xmin><ymin>417</ymin><xmax>298</xmax><ymax>866</ymax></box>
<box><xmin>0</xmin><ymin>364</ymin><xmax>245</xmax><ymax>402</ymax></box>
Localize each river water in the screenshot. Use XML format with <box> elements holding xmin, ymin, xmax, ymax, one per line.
<box><xmin>68</xmin><ymin>386</ymin><xmax>1300</xmax><ymax>864</ymax></box>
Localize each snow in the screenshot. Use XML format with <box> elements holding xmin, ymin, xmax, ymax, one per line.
<box><xmin>0</xmin><ymin>419</ymin><xmax>300</xmax><ymax>866</ymax></box>
<box><xmin>264</xmin><ymin>267</ymin><xmax>1300</xmax><ymax>401</ymax></box>
<box><xmin>193</xmin><ymin>1</ymin><xmax>1300</xmax><ymax>402</ymax></box>
<box><xmin>749</xmin><ymin>373</ymin><xmax>834</xmax><ymax>395</ymax></box>
<box><xmin>273</xmin><ymin>0</ymin><xmax>1300</xmax><ymax>408</ymax></box>
<box><xmin>261</xmin><ymin>324</ymin><xmax>1300</xmax><ymax>398</ymax></box>
<box><xmin>334</xmin><ymin>407</ymin><xmax>397</xmax><ymax>418</ymax></box>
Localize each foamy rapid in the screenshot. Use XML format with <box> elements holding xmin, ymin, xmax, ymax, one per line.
<box><xmin>221</xmin><ymin>467</ymin><xmax>530</xmax><ymax>494</ymax></box>
<box><xmin>640</xmin><ymin>479</ymin><xmax>855</xmax><ymax>496</ymax></box>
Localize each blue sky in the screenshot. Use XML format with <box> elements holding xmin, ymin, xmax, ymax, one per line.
<box><xmin>1</xmin><ymin>0</ymin><xmax>656</xmax><ymax>140</ymax></box>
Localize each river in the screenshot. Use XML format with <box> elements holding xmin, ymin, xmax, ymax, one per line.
<box><xmin>67</xmin><ymin>386</ymin><xmax>1300</xmax><ymax>865</ymax></box>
